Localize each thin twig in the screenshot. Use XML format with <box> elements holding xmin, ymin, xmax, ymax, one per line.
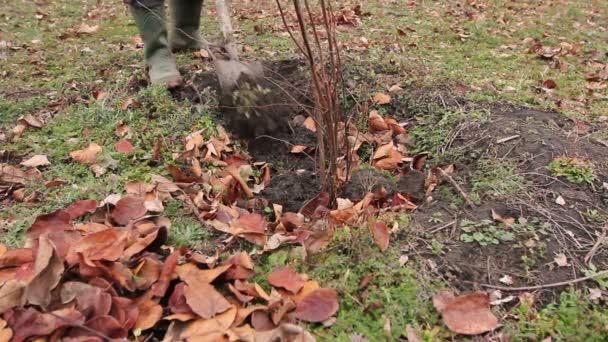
<box><xmin>438</xmin><ymin>168</ymin><xmax>475</xmax><ymax>208</ymax></box>
<box><xmin>480</xmin><ymin>269</ymin><xmax>608</xmax><ymax>291</ymax></box>
<box><xmin>584</xmin><ymin>224</ymin><xmax>607</xmax><ymax>264</ymax></box>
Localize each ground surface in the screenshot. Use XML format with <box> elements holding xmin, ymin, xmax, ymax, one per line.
<box><xmin>1</xmin><ymin>0</ymin><xmax>608</xmax><ymax>340</ymax></box>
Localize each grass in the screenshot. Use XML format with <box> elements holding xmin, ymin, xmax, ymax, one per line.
<box><xmin>1</xmin><ymin>0</ymin><xmax>608</xmax><ymax>340</ymax></box>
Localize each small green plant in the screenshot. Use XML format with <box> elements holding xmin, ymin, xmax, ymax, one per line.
<box><xmin>582</xmin><ymin>208</ymin><xmax>606</xmax><ymax>223</ymax></box>
<box><xmin>471</xmin><ymin>159</ymin><xmax>524</xmax><ymax>198</ymax></box>
<box><xmin>460</xmin><ymin>219</ymin><xmax>515</xmax><ymax>246</ymax></box>
<box><xmin>547</xmin><ymin>157</ymin><xmax>596</xmax><ymax>184</ymax></box>
<box><xmin>428</xmin><ymin>212</ymin><xmax>444</xmax><ymax>224</ymax></box>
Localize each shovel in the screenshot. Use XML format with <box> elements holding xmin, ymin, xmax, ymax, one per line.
<box><xmin>213</xmin><ymin>0</ymin><xmax>264</xmax><ymax>93</ymax></box>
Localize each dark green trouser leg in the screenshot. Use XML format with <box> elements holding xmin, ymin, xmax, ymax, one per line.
<box><xmin>129</xmin><ymin>2</ymin><xmax>182</xmax><ymax>86</ymax></box>
<box><xmin>169</xmin><ymin>0</ymin><xmax>204</xmax><ymax>51</ymax></box>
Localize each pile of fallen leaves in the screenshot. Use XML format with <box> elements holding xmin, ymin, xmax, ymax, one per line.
<box><xmin>0</xmin><ymin>191</ymin><xmax>339</xmax><ymax>341</ymax></box>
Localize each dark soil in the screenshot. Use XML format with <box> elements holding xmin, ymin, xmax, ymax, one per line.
<box><xmin>408</xmin><ymin>99</ymin><xmax>608</xmax><ymax>300</ymax></box>
<box><xmin>261</xmin><ymin>170</ymin><xmax>320</xmax><ymax>213</ymax></box>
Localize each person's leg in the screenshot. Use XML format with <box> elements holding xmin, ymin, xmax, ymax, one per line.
<box><xmin>169</xmin><ymin>0</ymin><xmax>204</xmax><ymax>51</ymax></box>
<box><xmin>126</xmin><ymin>0</ymin><xmax>182</xmax><ymax>86</ymax></box>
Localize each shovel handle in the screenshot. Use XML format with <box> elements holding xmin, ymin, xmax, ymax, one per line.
<box><xmin>215</xmin><ymin>0</ymin><xmax>240</xmax><ymax>61</ymax></box>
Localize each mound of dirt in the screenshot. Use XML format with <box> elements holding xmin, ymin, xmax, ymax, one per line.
<box><xmin>261</xmin><ymin>170</ymin><xmax>320</xmax><ymax>213</ymax></box>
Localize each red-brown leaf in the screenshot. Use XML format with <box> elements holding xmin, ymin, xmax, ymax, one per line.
<box><xmin>5</xmin><ymin>307</ymin><xmax>85</xmax><ymax>342</ymax></box>
<box><xmin>184</xmin><ymin>283</ymin><xmax>232</xmax><ymax>319</ymax></box>
<box><xmin>433</xmin><ymin>291</ymin><xmax>499</xmax><ymax>335</ymax></box>
<box><xmin>111</xmin><ymin>196</ymin><xmax>147</xmax><ymax>225</ymax></box>
<box><xmin>27</xmin><ymin>210</ymin><xmax>73</xmax><ymax>240</ymax></box>
<box><xmin>0</xmin><ymin>249</ymin><xmax>33</xmax><ymax>268</ymax></box>
<box><xmin>135</xmin><ymin>298</ymin><xmax>163</xmax><ymax>331</ymax></box>
<box><xmin>294</xmin><ymin>288</ymin><xmax>339</xmax><ymax>322</ymax></box>
<box><xmin>152</xmin><ymin>248</ymin><xmax>181</xmax><ymax>297</ymax></box>
<box><xmin>169</xmin><ymin>283</ymin><xmax>194</xmax><ymax>314</ymax></box>
<box><xmin>267</xmin><ymin>267</ymin><xmax>306</xmax><ymax>294</ymax></box>
<box><xmin>67</xmin><ymin>228</ymin><xmax>125</xmax><ymax>266</ymax></box>
<box><xmin>66</xmin><ymin>199</ymin><xmax>99</xmax><ymax>220</ymax></box>
<box><xmin>371</xmin><ymin>220</ymin><xmax>390</xmax><ymax>252</ymax></box>
<box><xmin>114</xmin><ymin>140</ymin><xmax>133</xmax><ymax>153</ymax></box>
<box><xmin>299</xmin><ymin>192</ymin><xmax>330</xmax><ymax>218</ymax></box>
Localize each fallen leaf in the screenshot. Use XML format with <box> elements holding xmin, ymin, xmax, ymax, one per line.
<box><xmin>303</xmin><ymin>117</ymin><xmax>316</xmax><ymax>132</ymax></box>
<box><xmin>294</xmin><ymin>288</ymin><xmax>339</xmax><ymax>323</ymax></box>
<box><xmin>184</xmin><ymin>283</ymin><xmax>232</xmax><ymax>319</ymax></box>
<box><xmin>406</xmin><ymin>325</ymin><xmax>421</xmax><ymax>342</ymax></box>
<box><xmin>290</xmin><ymin>145</ymin><xmax>308</xmax><ymax>154</ymax></box>
<box><xmin>371</xmin><ymin>221</ymin><xmax>389</xmax><ymax>251</ymax></box>
<box><xmin>76</xmin><ymin>23</ymin><xmax>98</xmax><ymax>34</ymax></box>
<box><xmin>554</xmin><ymin>253</ymin><xmax>570</xmax><ymax>267</ymax></box>
<box><xmin>27</xmin><ymin>210</ymin><xmax>72</xmax><ymax>240</ymax></box>
<box><xmin>115</xmin><ymin>140</ymin><xmax>133</xmax><ymax>153</ymax></box>
<box><xmin>539</xmin><ymin>79</ymin><xmax>557</xmax><ymax>89</ymax></box>
<box><xmin>369</xmin><ymin>110</ymin><xmax>389</xmax><ymax>131</ymax></box>
<box><xmin>299</xmin><ymin>192</ymin><xmax>330</xmax><ymax>218</ymax></box>
<box><xmin>499</xmin><ymin>275</ymin><xmax>514</xmax><ymax>285</ymax></box>
<box><xmin>6</xmin><ymin>307</ymin><xmax>85</xmax><ymax>342</ymax></box>
<box><xmin>0</xmin><ymin>248</ymin><xmax>33</xmax><ymax>268</ymax></box>
<box><xmin>373</xmin><ymin>92</ymin><xmax>391</xmax><ymax>105</ymax></box>
<box><xmin>588</xmin><ymin>288</ymin><xmax>602</xmax><ymax>300</ymax></box>
<box><xmin>70</xmin><ymin>143</ymin><xmax>102</xmax><ymax>164</ymax></box>
<box><xmin>268</xmin><ymin>267</ymin><xmax>307</xmax><ymax>294</ymax></box>
<box><xmin>20</xmin><ymin>155</ymin><xmax>50</xmax><ymax>168</ymax></box>
<box><xmin>26</xmin><ymin>236</ymin><xmax>65</xmax><ymax>309</ymax></box>
<box><xmin>0</xmin><ymin>318</ymin><xmax>13</xmax><ymax>342</ymax></box>
<box><xmin>67</xmin><ymin>228</ymin><xmax>125</xmax><ymax>265</ymax></box>
<box><xmin>491</xmin><ymin>209</ymin><xmax>515</xmax><ymax>227</ymax></box>
<box><xmin>111</xmin><ymin>196</ymin><xmax>147</xmax><ymax>225</ymax></box>
<box><xmin>66</xmin><ymin>199</ymin><xmax>99</xmax><ymax>219</ymax></box>
<box><xmin>181</xmin><ymin>306</ymin><xmax>237</xmax><ymax>339</ymax></box>
<box><xmin>433</xmin><ymin>291</ymin><xmax>498</xmax><ymax>335</ymax></box>
<box><xmin>0</xmin><ymin>281</ymin><xmax>26</xmax><ymax>313</ymax></box>
<box><xmin>135</xmin><ymin>298</ymin><xmax>163</xmax><ymax>330</ymax></box>
<box><xmin>0</xmin><ymin>164</ymin><xmax>27</xmax><ymax>184</ymax></box>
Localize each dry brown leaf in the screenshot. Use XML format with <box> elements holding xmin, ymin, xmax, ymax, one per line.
<box><xmin>76</xmin><ymin>23</ymin><xmax>98</xmax><ymax>34</ymax></box>
<box><xmin>433</xmin><ymin>291</ymin><xmax>498</xmax><ymax>335</ymax></box>
<box><xmin>184</xmin><ymin>283</ymin><xmax>232</xmax><ymax>319</ymax></box>
<box><xmin>26</xmin><ymin>235</ymin><xmax>65</xmax><ymax>309</ymax></box>
<box><xmin>111</xmin><ymin>196</ymin><xmax>147</xmax><ymax>225</ymax></box>
<box><xmin>294</xmin><ymin>288</ymin><xmax>339</xmax><ymax>322</ymax></box>
<box><xmin>20</xmin><ymin>155</ymin><xmax>50</xmax><ymax>168</ymax></box>
<box><xmin>177</xmin><ymin>263</ymin><xmax>232</xmax><ymax>285</ymax></box>
<box><xmin>303</xmin><ymin>117</ymin><xmax>316</xmax><ymax>132</ymax></box>
<box><xmin>0</xmin><ymin>164</ymin><xmax>27</xmax><ymax>184</ymax></box>
<box><xmin>371</xmin><ymin>220</ymin><xmax>389</xmax><ymax>252</ymax></box>
<box><xmin>373</xmin><ymin>92</ymin><xmax>391</xmax><ymax>105</ymax></box>
<box><xmin>135</xmin><ymin>298</ymin><xmax>163</xmax><ymax>331</ymax></box>
<box><xmin>268</xmin><ymin>267</ymin><xmax>307</xmax><ymax>294</ymax></box>
<box><xmin>181</xmin><ymin>306</ymin><xmax>237</xmax><ymax>339</ymax></box>
<box><xmin>70</xmin><ymin>143</ymin><xmax>102</xmax><ymax>164</ymax></box>
<box><xmin>290</xmin><ymin>145</ymin><xmax>308</xmax><ymax>154</ymax></box>
<box><xmin>115</xmin><ymin>140</ymin><xmax>133</xmax><ymax>153</ymax></box>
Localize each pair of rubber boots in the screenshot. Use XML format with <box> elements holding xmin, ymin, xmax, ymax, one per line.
<box><xmin>130</xmin><ymin>0</ymin><xmax>204</xmax><ymax>87</ymax></box>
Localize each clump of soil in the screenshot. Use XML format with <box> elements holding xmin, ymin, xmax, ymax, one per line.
<box><xmin>341</xmin><ymin>169</ymin><xmax>395</xmax><ymax>201</ymax></box>
<box><xmin>261</xmin><ymin>170</ymin><xmax>320</xmax><ymax>213</ymax></box>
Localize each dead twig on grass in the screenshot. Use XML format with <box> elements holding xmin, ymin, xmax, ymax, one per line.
<box><xmin>479</xmin><ymin>269</ymin><xmax>608</xmax><ymax>291</ymax></box>
<box><xmin>438</xmin><ymin>168</ymin><xmax>475</xmax><ymax>208</ymax></box>
<box><xmin>584</xmin><ymin>223</ymin><xmax>607</xmax><ymax>264</ymax></box>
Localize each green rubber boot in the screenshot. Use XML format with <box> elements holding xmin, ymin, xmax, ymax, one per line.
<box><xmin>169</xmin><ymin>0</ymin><xmax>204</xmax><ymax>51</ymax></box>
<box><xmin>130</xmin><ymin>4</ymin><xmax>182</xmax><ymax>86</ymax></box>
